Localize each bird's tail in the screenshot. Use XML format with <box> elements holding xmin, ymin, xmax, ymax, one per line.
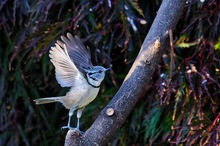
<box><xmin>34</xmin><ymin>97</ymin><xmax>62</xmax><ymax>105</ymax></box>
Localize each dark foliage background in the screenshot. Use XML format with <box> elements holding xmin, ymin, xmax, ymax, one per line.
<box><xmin>0</xmin><ymin>0</ymin><xmax>219</xmax><ymax>145</ymax></box>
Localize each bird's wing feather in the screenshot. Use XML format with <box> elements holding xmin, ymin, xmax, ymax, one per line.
<box><xmin>57</xmin><ymin>33</ymin><xmax>93</xmax><ymax>73</ymax></box>
<box><xmin>49</xmin><ymin>43</ymin><xmax>80</xmax><ymax>87</ymax></box>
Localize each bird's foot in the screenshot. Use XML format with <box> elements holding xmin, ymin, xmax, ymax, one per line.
<box><xmin>61</xmin><ymin>125</ymin><xmax>70</xmax><ymax>130</ymax></box>
<box><xmin>61</xmin><ymin>126</ymin><xmax>84</xmax><ymax>135</ymax></box>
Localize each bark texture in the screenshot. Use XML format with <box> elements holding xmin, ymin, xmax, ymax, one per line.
<box><xmin>65</xmin><ymin>0</ymin><xmax>186</xmax><ymax>145</ymax></box>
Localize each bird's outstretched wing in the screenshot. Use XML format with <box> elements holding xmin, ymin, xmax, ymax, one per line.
<box><xmin>56</xmin><ymin>33</ymin><xmax>93</xmax><ymax>73</ymax></box>
<box><xmin>49</xmin><ymin>43</ymin><xmax>80</xmax><ymax>87</ymax></box>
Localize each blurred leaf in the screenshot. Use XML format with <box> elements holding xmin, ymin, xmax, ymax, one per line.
<box><xmin>214</xmin><ymin>37</ymin><xmax>220</xmax><ymax>50</ymax></box>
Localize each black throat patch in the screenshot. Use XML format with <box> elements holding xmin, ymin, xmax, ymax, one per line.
<box><xmin>85</xmin><ymin>75</ymin><xmax>100</xmax><ymax>88</ymax></box>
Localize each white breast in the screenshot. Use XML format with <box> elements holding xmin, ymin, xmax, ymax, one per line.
<box><xmin>61</xmin><ymin>75</ymin><xmax>100</xmax><ymax>109</ymax></box>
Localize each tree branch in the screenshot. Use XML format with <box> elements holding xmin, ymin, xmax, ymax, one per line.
<box><xmin>65</xmin><ymin>0</ymin><xmax>186</xmax><ymax>145</ymax></box>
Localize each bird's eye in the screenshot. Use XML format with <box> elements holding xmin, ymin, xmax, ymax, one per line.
<box><xmin>98</xmin><ymin>70</ymin><xmax>102</xmax><ymax>73</ymax></box>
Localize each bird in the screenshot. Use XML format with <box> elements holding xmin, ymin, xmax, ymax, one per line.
<box><xmin>34</xmin><ymin>33</ymin><xmax>110</xmax><ymax>133</ymax></box>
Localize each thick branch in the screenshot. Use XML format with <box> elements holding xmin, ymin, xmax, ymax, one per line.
<box><xmin>65</xmin><ymin>0</ymin><xmax>186</xmax><ymax>145</ymax></box>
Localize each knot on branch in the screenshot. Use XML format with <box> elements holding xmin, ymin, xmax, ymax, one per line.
<box><xmin>106</xmin><ymin>108</ymin><xmax>114</xmax><ymax>116</ymax></box>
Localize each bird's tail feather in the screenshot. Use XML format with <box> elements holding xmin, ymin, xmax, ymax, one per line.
<box><xmin>34</xmin><ymin>97</ymin><xmax>62</xmax><ymax>105</ymax></box>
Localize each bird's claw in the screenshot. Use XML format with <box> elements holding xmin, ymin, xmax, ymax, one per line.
<box><xmin>61</xmin><ymin>126</ymin><xmax>70</xmax><ymax>129</ymax></box>
<box><xmin>61</xmin><ymin>126</ymin><xmax>84</xmax><ymax>135</ymax></box>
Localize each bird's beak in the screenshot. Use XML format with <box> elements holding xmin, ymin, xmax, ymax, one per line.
<box><xmin>105</xmin><ymin>67</ymin><xmax>111</xmax><ymax>72</ymax></box>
